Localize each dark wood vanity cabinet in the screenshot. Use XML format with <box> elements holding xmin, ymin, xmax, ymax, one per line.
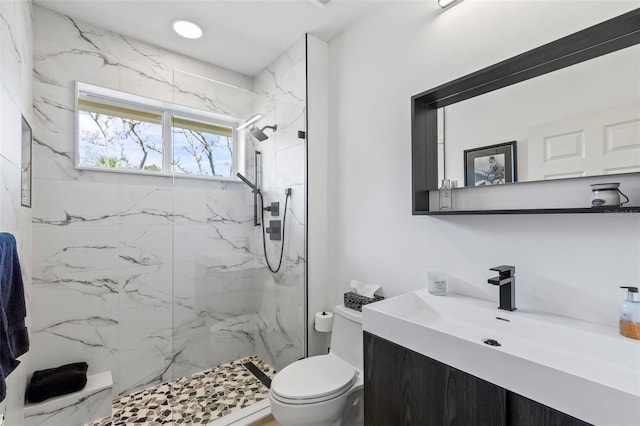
<box><xmin>364</xmin><ymin>332</ymin><xmax>591</xmax><ymax>426</ymax></box>
<box><xmin>507</xmin><ymin>393</ymin><xmax>591</xmax><ymax>426</ymax></box>
<box><xmin>364</xmin><ymin>332</ymin><xmax>506</xmax><ymax>425</ymax></box>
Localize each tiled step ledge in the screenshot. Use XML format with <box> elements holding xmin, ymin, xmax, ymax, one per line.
<box><xmin>24</xmin><ymin>371</ymin><xmax>113</xmax><ymax>426</ymax></box>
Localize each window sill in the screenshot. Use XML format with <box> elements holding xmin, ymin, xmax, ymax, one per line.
<box><xmin>76</xmin><ymin>165</ymin><xmax>242</xmax><ymax>184</ymax></box>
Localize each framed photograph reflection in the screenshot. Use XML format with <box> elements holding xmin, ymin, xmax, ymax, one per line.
<box><xmin>464</xmin><ymin>141</ymin><xmax>517</xmax><ymax>187</ymax></box>
<box><xmin>21</xmin><ymin>115</ymin><xmax>32</xmax><ymax>208</ymax></box>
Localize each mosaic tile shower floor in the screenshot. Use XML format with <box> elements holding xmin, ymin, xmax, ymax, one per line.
<box><xmin>87</xmin><ymin>355</ymin><xmax>275</xmax><ymax>425</ymax></box>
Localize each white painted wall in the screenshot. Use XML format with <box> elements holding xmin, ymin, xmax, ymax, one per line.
<box><xmin>327</xmin><ymin>1</ymin><xmax>640</xmax><ymax>328</ymax></box>
<box><xmin>306</xmin><ymin>34</ymin><xmax>331</xmax><ymax>356</ymax></box>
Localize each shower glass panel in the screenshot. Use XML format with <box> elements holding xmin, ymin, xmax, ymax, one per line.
<box><xmin>168</xmin><ymin>61</ymin><xmax>306</xmax><ymax>420</ymax></box>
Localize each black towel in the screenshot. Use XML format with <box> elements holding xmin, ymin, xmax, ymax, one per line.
<box><xmin>0</xmin><ymin>233</ymin><xmax>29</xmax><ymax>403</ymax></box>
<box><xmin>26</xmin><ymin>362</ymin><xmax>89</xmax><ymax>403</ymax></box>
<box><xmin>29</xmin><ymin>362</ymin><xmax>88</xmax><ymax>384</ymax></box>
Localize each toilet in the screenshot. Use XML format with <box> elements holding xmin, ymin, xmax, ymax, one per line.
<box><xmin>269</xmin><ymin>305</ymin><xmax>364</xmax><ymax>426</ymax></box>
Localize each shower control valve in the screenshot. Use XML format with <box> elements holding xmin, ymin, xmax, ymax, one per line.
<box><xmin>266</xmin><ymin>220</ymin><xmax>282</xmax><ymax>241</ymax></box>
<box><xmin>264</xmin><ymin>202</ymin><xmax>280</xmax><ymax>216</ymax></box>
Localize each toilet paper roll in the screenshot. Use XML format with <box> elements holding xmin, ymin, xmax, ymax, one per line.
<box><xmin>314</xmin><ymin>311</ymin><xmax>334</xmax><ymax>333</ymax></box>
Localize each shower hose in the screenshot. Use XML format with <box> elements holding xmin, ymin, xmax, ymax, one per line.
<box><xmin>257</xmin><ymin>191</ymin><xmax>290</xmax><ymax>273</ymax></box>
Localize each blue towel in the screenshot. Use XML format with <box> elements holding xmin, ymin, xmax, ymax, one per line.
<box><xmin>0</xmin><ymin>233</ymin><xmax>29</xmax><ymax>402</ymax></box>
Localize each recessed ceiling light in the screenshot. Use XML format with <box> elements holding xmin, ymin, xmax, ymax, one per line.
<box><xmin>172</xmin><ymin>20</ymin><xmax>203</xmax><ymax>39</ymax></box>
<box><xmin>308</xmin><ymin>0</ymin><xmax>332</xmax><ymax>7</ymax></box>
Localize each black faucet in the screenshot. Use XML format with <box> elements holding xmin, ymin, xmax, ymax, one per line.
<box><xmin>488</xmin><ymin>265</ymin><xmax>516</xmax><ymax>311</ymax></box>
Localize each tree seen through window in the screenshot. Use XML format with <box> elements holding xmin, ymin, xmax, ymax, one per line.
<box><xmin>171</xmin><ymin>117</ymin><xmax>233</xmax><ymax>178</ymax></box>
<box><xmin>78</xmin><ymin>100</ymin><xmax>163</xmax><ymax>171</ymax></box>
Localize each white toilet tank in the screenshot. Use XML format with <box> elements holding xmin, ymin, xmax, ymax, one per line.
<box><xmin>329</xmin><ymin>305</ymin><xmax>363</xmax><ymax>372</ymax></box>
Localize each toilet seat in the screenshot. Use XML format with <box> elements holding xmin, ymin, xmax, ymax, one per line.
<box><xmin>270</xmin><ymin>355</ymin><xmax>358</xmax><ymax>405</ymax></box>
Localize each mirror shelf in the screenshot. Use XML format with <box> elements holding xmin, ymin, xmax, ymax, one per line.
<box><xmin>411</xmin><ymin>8</ymin><xmax>640</xmax><ymax>215</ymax></box>
<box><xmin>425</xmin><ymin>206</ymin><xmax>640</xmax><ymax>216</ymax></box>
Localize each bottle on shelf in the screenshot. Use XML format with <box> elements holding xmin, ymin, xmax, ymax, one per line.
<box><xmin>439</xmin><ymin>179</ymin><xmax>452</xmax><ymax>210</ymax></box>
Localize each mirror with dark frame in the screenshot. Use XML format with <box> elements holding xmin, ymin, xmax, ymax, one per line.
<box><xmin>442</xmin><ymin>44</ymin><xmax>639</xmax><ymax>188</ymax></box>
<box><xmin>411</xmin><ymin>8</ymin><xmax>640</xmax><ymax>215</ymax></box>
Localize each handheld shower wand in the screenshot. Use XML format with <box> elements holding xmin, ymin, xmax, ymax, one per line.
<box><xmin>236</xmin><ymin>171</ymin><xmax>260</xmax><ymax>226</ymax></box>
<box><xmin>236</xmin><ymin>172</ymin><xmax>260</xmax><ymax>193</ymax></box>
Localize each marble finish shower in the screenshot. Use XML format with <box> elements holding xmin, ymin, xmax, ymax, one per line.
<box><xmin>30</xmin><ymin>4</ymin><xmax>306</xmax><ymax>406</ymax></box>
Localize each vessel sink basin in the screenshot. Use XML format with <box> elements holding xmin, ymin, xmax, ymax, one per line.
<box><xmin>362</xmin><ymin>289</ymin><xmax>640</xmax><ymax>426</ymax></box>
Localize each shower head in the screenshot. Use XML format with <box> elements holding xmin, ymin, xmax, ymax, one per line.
<box><xmin>236</xmin><ymin>172</ymin><xmax>260</xmax><ymax>193</ymax></box>
<box><xmin>250</xmin><ymin>124</ymin><xmax>278</xmax><ymax>142</ymax></box>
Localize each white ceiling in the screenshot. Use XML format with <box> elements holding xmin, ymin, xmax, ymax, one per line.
<box><xmin>34</xmin><ymin>0</ymin><xmax>387</xmax><ymax>76</ymax></box>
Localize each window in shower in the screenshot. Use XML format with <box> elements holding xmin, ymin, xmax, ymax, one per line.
<box><xmin>171</xmin><ymin>117</ymin><xmax>234</xmax><ymax>178</ymax></box>
<box><xmin>76</xmin><ymin>82</ymin><xmax>239</xmax><ymax>179</ymax></box>
<box><xmin>77</xmin><ymin>98</ymin><xmax>164</xmax><ymax>172</ymax></box>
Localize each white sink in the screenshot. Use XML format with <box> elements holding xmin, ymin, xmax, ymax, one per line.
<box><xmin>362</xmin><ymin>289</ymin><xmax>640</xmax><ymax>426</ymax></box>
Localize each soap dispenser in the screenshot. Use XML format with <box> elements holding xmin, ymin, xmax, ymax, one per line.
<box><xmin>619</xmin><ymin>286</ymin><xmax>640</xmax><ymax>340</ymax></box>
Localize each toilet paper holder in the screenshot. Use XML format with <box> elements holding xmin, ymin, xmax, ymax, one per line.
<box><xmin>314</xmin><ymin>311</ymin><xmax>334</xmax><ymax>333</ymax></box>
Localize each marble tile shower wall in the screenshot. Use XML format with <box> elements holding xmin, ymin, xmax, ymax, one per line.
<box><xmin>0</xmin><ymin>0</ymin><xmax>33</xmax><ymax>424</ymax></box>
<box><xmin>31</xmin><ymin>6</ymin><xmax>264</xmax><ymax>396</ymax></box>
<box><xmin>250</xmin><ymin>37</ymin><xmax>306</xmax><ymax>371</ymax></box>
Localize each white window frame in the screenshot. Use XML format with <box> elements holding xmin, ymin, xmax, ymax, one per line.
<box><xmin>75</xmin><ymin>82</ymin><xmax>245</xmax><ymax>181</ymax></box>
